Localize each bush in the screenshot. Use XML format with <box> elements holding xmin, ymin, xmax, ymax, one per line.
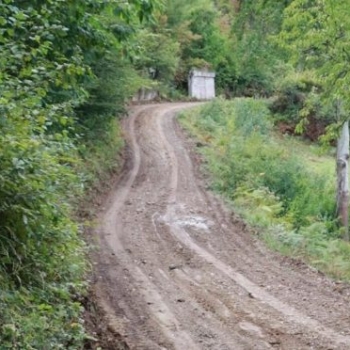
<box><xmin>0</xmin><ymin>288</ymin><xmax>86</xmax><ymax>349</ymax></box>
<box><xmin>269</xmin><ymin>69</ymin><xmax>336</xmax><ymax>141</ymax></box>
<box><xmin>269</xmin><ymin>70</ymin><xmax>319</xmax><ymax>122</ymax></box>
<box><xmin>0</xmin><ymin>114</ymin><xmax>88</xmax><ymax>348</ymax></box>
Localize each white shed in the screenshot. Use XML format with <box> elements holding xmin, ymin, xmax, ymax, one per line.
<box><xmin>188</xmin><ymin>69</ymin><xmax>216</xmax><ymax>100</ymax></box>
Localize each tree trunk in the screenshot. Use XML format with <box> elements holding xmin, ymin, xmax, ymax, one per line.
<box><xmin>336</xmin><ymin>121</ymin><xmax>349</xmax><ymax>240</ymax></box>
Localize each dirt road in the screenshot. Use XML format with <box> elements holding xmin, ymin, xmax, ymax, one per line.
<box><xmin>93</xmin><ymin>103</ymin><xmax>350</xmax><ymax>350</ymax></box>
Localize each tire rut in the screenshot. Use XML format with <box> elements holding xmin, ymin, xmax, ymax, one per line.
<box><xmin>93</xmin><ymin>103</ymin><xmax>350</xmax><ymax>350</ymax></box>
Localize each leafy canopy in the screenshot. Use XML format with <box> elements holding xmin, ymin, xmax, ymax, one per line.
<box><xmin>280</xmin><ymin>0</ymin><xmax>350</xmax><ymax>117</ymax></box>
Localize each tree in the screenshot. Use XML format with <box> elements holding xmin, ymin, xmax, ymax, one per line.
<box><xmin>160</xmin><ymin>0</ymin><xmax>235</xmax><ymax>93</ymax></box>
<box><xmin>230</xmin><ymin>0</ymin><xmax>292</xmax><ymax>96</ymax></box>
<box><xmin>280</xmin><ymin>0</ymin><xmax>350</xmax><ymax>239</ymax></box>
<box><xmin>132</xmin><ymin>28</ymin><xmax>180</xmax><ymax>85</ymax></box>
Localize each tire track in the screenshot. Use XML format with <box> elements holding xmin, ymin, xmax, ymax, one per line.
<box><xmin>93</xmin><ymin>103</ymin><xmax>350</xmax><ymax>350</ymax></box>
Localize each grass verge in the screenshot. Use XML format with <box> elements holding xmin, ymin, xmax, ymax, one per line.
<box><xmin>179</xmin><ymin>98</ymin><xmax>350</xmax><ymax>281</ymax></box>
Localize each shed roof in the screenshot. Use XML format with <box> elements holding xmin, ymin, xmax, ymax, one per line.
<box><xmin>189</xmin><ymin>69</ymin><xmax>216</xmax><ymax>78</ymax></box>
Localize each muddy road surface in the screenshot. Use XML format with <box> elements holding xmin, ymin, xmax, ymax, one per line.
<box><xmin>93</xmin><ymin>103</ymin><xmax>350</xmax><ymax>350</ymax></box>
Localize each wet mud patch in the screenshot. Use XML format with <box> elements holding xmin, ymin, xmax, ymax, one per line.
<box><xmin>175</xmin><ymin>215</ymin><xmax>213</xmax><ymax>231</ymax></box>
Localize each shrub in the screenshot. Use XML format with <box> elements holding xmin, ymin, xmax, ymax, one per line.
<box><xmin>270</xmin><ymin>70</ymin><xmax>320</xmax><ymax>124</ymax></box>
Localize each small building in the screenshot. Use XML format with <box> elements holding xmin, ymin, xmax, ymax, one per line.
<box><xmin>188</xmin><ymin>69</ymin><xmax>216</xmax><ymax>100</ymax></box>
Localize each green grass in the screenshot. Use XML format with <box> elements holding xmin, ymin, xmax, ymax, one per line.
<box><xmin>180</xmin><ymin>98</ymin><xmax>350</xmax><ymax>281</ymax></box>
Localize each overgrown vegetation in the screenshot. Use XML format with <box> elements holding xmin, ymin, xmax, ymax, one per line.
<box><xmin>180</xmin><ymin>99</ymin><xmax>350</xmax><ymax>280</ymax></box>
<box><xmin>0</xmin><ymin>0</ymin><xmax>158</xmax><ymax>348</ymax></box>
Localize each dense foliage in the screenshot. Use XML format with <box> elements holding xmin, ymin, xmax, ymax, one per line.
<box><xmin>0</xmin><ymin>0</ymin><xmax>158</xmax><ymax>348</ymax></box>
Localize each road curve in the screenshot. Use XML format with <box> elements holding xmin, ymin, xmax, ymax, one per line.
<box><xmin>93</xmin><ymin>103</ymin><xmax>350</xmax><ymax>350</ymax></box>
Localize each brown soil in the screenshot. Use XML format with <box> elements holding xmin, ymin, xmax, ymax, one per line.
<box><xmin>90</xmin><ymin>103</ymin><xmax>350</xmax><ymax>350</ymax></box>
